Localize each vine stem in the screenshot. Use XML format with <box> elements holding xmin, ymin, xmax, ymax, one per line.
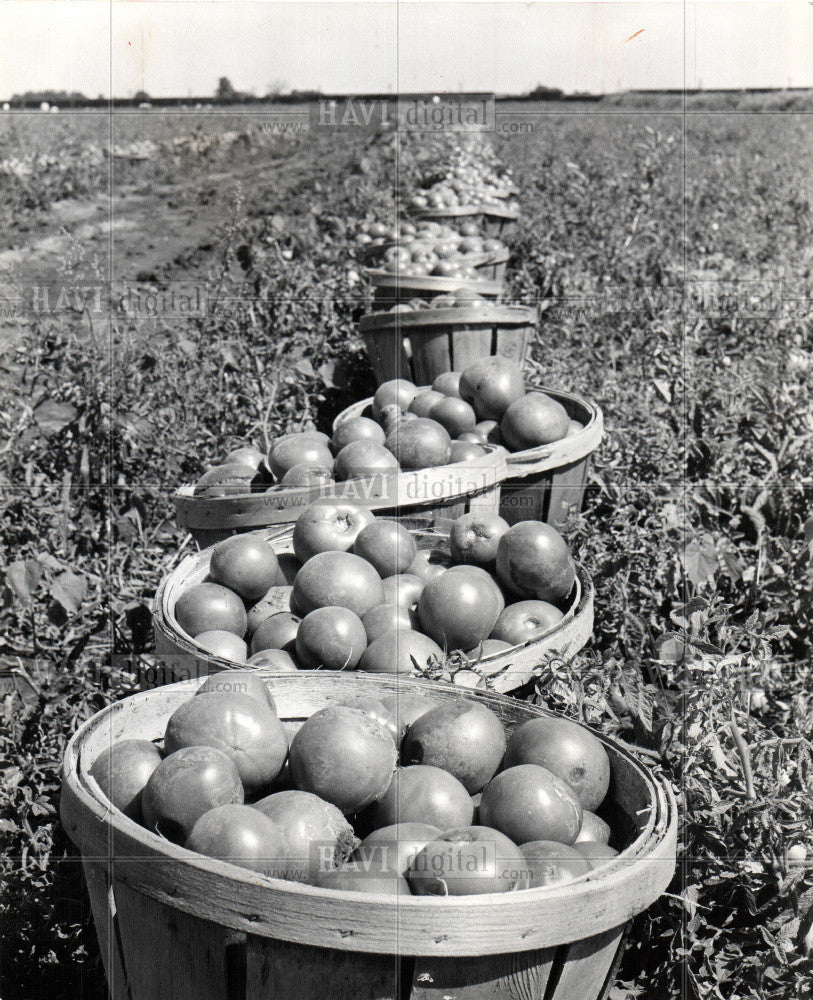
<box><xmin>729</xmin><ymin>713</ymin><xmax>756</xmax><ymax>800</ymax></box>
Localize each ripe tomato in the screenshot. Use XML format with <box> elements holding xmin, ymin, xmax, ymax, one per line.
<box><xmin>281</xmin><ymin>465</ymin><xmax>334</xmax><ymax>488</ymax></box>
<box><xmin>164</xmin><ymin>692</ymin><xmax>288</xmax><ymax>793</ymax></box>
<box><xmin>495</xmin><ymin>521</ymin><xmax>576</xmax><ymax>604</ymax></box>
<box><xmin>408</xmin><ymin>390</ymin><xmax>446</xmax><ymax>418</ymax></box>
<box><xmin>372</xmin><ymin>379</ymin><xmax>419</xmax><ymax>421</ymax></box>
<box><xmin>380</xmin><ymin>572</ymin><xmax>425</xmax><ymax>609</ymax></box>
<box><xmin>185</xmin><ymin>804</ymin><xmax>286</xmax><ymax>877</ymax></box>
<box><xmin>196</xmin><ymin>669</ymin><xmax>276</xmax><ymax>711</ymax></box>
<box><xmin>429</xmin><ymin>396</ymin><xmax>477</xmax><ymax>437</ymax></box>
<box><xmin>294</xmin><ymin>606</ymin><xmax>367</xmax><ymax>670</ymax></box>
<box><xmin>449</xmin><ymin>512</ymin><xmax>509</xmax><ymax>567</ymax></box>
<box><xmin>385</xmin><ymin>418</ymin><xmax>452</xmax><ymax>470</ymax></box>
<box><xmin>292</xmin><ymin>502</ymin><xmax>376</xmax><ymax>562</ymax></box>
<box><xmin>371</xmin><ymin>765</ymin><xmax>474</xmax><ymax>830</ymax></box>
<box><xmin>253</xmin><ymin>790</ymin><xmax>357</xmax><ymax>883</ymax></box>
<box><xmin>289</xmin><ymin>705</ymin><xmax>396</xmax><ymax>814</ymax></box>
<box><xmin>571</xmin><ymin>842</ymin><xmax>618</xmax><ymax>866</ymax></box>
<box><xmin>503</xmin><ymin>716</ymin><xmax>610</xmax><ymax>811</ymax></box>
<box><xmin>335</xmin><ymin>696</ymin><xmax>399</xmax><ymax>744</ymax></box>
<box><xmin>464</xmin><ymin>359</ymin><xmax>525</xmax><ymax>421</ymax></box>
<box><xmin>575</xmin><ymin>810</ymin><xmax>612</xmax><ymax>845</ymax></box>
<box><xmin>407</xmin><ymin>826</ymin><xmax>529</xmax><ymax>895</ymax></box>
<box><xmin>500</xmin><ymin>393</ymin><xmax>569</xmax><ymax>450</ymax></box>
<box><xmin>292</xmin><ymin>551</ymin><xmax>384</xmax><ymax>618</ymax></box>
<box><xmin>378</xmin><ymin>692</ymin><xmax>439</xmax><ymax>737</ymax></box>
<box><xmin>417</xmin><ymin>566</ymin><xmax>504</xmax><ymax>652</ymax></box>
<box><xmin>209</xmin><ymin>534</ymin><xmax>280</xmax><ymax>602</ymax></box>
<box><xmin>449</xmin><ymin>440</ymin><xmax>487</xmax><ymax>463</ymax></box>
<box><xmin>194</xmin><ymin>462</ymin><xmax>258</xmax><ymax>498</ymax></box>
<box><xmin>475</xmin><ymin>419</ymin><xmax>503</xmax><ymax>444</ymax></box>
<box><xmin>357</xmin><ymin>628</ymin><xmax>443</xmax><ymax>674</ymax></box>
<box><xmin>332</xmin><ymin>416</ymin><xmax>386</xmax><ymax>452</ymax></box>
<box><xmin>193</xmin><ymin>630</ymin><xmax>248</xmax><ymax>662</ymax></box>
<box><xmin>312</xmin><ymin>863</ymin><xmax>411</xmax><ymax>895</ymax></box>
<box><xmin>353</xmin><ymin>822</ymin><xmax>442</xmax><ymax>875</ymax></box>
<box><xmin>490</xmin><ymin>600</ymin><xmax>564</xmax><ymax>645</ymax></box>
<box><xmin>223</xmin><ymin>445</ymin><xmax>265</xmax><ymax>470</ymax></box>
<box><xmin>407</xmin><ymin>548</ymin><xmax>453</xmax><ymax>582</ymax></box>
<box><xmin>333</xmin><ymin>440</ymin><xmax>399</xmax><ymax>481</ymax></box>
<box><xmin>245</xmin><ymin>648</ymin><xmax>299</xmax><ymax>670</ymax></box>
<box><xmin>89</xmin><ymin>739</ymin><xmax>162</xmax><ymax>822</ymax></box>
<box><xmin>478</xmin><ymin>764</ymin><xmax>583</xmax><ymax>845</ymax></box>
<box><xmin>352</xmin><ymin>520</ymin><xmax>418</xmax><ymax>578</ymax></box>
<box><xmin>267</xmin><ymin>436</ymin><xmax>333</xmax><ymax>481</ymax></box>
<box><xmin>142</xmin><ymin>746</ymin><xmax>244</xmax><ymax>841</ymax></box>
<box><xmin>250</xmin><ymin>611</ymin><xmax>300</xmax><ymax>655</ymax></box>
<box><xmin>402</xmin><ymin>700</ymin><xmax>506</xmax><ymax>793</ymax></box>
<box><xmin>432</xmin><ymin>371</ymin><xmax>462</xmax><ymax>397</ymax></box>
<box><xmin>519</xmin><ymin>841</ymin><xmax>593</xmax><ymax>887</ymax></box>
<box><xmin>361</xmin><ymin>602</ymin><xmax>416</xmax><ymax>642</ymax></box>
<box><xmin>174</xmin><ymin>582</ymin><xmax>247</xmax><ymax>639</ymax></box>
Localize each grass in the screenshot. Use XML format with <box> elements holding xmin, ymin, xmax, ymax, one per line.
<box><xmin>0</xmin><ymin>97</ymin><xmax>811</xmax><ymax>999</ymax></box>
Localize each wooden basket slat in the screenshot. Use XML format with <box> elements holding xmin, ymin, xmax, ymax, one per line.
<box><xmin>409</xmin><ymin>948</ymin><xmax>557</xmax><ymax>999</ymax></box>
<box><xmin>81</xmin><ymin>859</ymin><xmax>129</xmax><ymax>1000</ymax></box>
<box><xmin>246</xmin><ymin>936</ymin><xmax>401</xmax><ymax>1000</ymax></box>
<box><xmin>152</xmin><ymin>525</ymin><xmax>593</xmax><ymax>692</ymax></box>
<box><xmin>552</xmin><ymin>925</ymin><xmax>627</xmax><ymax>1000</ymax></box>
<box><xmin>494</xmin><ymin>323</ymin><xmax>529</xmax><ymax>364</ymax></box>
<box><xmin>365</xmin><ymin>269</ymin><xmax>504</xmax><ymax>307</ymax></box>
<box><xmin>61</xmin><ymin>673</ymin><xmax>678</xmax><ymax>961</ymax></box>
<box><xmin>114</xmin><ymin>881</ymin><xmax>242</xmax><ymax>1000</ymax></box>
<box><xmin>450</xmin><ymin>323</ymin><xmax>494</xmax><ymax>372</ymax></box>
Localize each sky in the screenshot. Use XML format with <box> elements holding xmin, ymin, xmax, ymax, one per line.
<box><xmin>0</xmin><ymin>1</ymin><xmax>811</xmax><ymax>100</ymax></box>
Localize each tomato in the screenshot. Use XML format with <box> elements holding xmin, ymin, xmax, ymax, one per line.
<box><xmin>380</xmin><ymin>572</ymin><xmax>425</xmax><ymax>610</ymax></box>
<box><xmin>378</xmin><ymin>692</ymin><xmax>439</xmax><ymax>737</ymax></box>
<box><xmin>253</xmin><ymin>790</ymin><xmax>358</xmax><ymax>883</ymax></box>
<box><xmin>246</xmin><ymin>648</ymin><xmax>299</xmax><ymax>670</ymax></box>
<box><xmin>335</xmin><ymin>696</ymin><xmax>399</xmax><ymax>744</ymax></box>
<box><xmin>164</xmin><ymin>692</ymin><xmax>287</xmax><ymax>793</ymax></box>
<box><xmin>402</xmin><ymin>700</ymin><xmax>505</xmax><ymax>793</ymax></box>
<box><xmin>361</xmin><ymin>602</ymin><xmax>416</xmax><ymax>642</ymax></box>
<box><xmin>566</xmin><ymin>419</ymin><xmax>584</xmax><ymax>437</ymax></box>
<box><xmin>209</xmin><ymin>535</ymin><xmax>280</xmax><ymax>602</ymax></box>
<box><xmin>250</xmin><ymin>611</ymin><xmax>300</xmax><ymax>655</ymax></box>
<box><xmin>185</xmin><ymin>804</ymin><xmax>286</xmax><ymax>876</ymax></box>
<box><xmin>174</xmin><ymin>582</ymin><xmax>247</xmax><ymax>639</ymax></box>
<box><xmin>288</xmin><ymin>706</ymin><xmax>396</xmax><ymax>814</ymax></box>
<box><xmin>292</xmin><ymin>502</ymin><xmax>376</xmax><ymax>562</ymax></box>
<box><xmin>407</xmin><ymin>826</ymin><xmax>529</xmax><ymax>895</ymax></box>
<box><xmin>332</xmin><ymin>416</ymin><xmax>386</xmax><ymax>452</ymax></box>
<box><xmin>475</xmin><ymin>419</ymin><xmax>503</xmax><ymax>445</ymax></box>
<box><xmin>417</xmin><ymin>565</ymin><xmax>504</xmax><ymax>651</ymax></box>
<box><xmin>357</xmin><ymin>628</ymin><xmax>443</xmax><ymax>674</ymax></box>
<box><xmin>333</xmin><ymin>440</ymin><xmax>399</xmax><ymax>481</ymax></box>
<box><xmin>372</xmin><ymin>379</ymin><xmax>419</xmax><ymax>421</ymax></box>
<box><xmin>575</xmin><ymin>810</ymin><xmax>611</xmax><ymax>845</ymax></box>
<box><xmin>142</xmin><ymin>746</ymin><xmax>244</xmax><ymax>841</ymax></box>
<box><xmin>465</xmin><ymin>359</ymin><xmax>525</xmax><ymax>421</ymax></box>
<box><xmin>385</xmin><ymin>418</ymin><xmax>452</xmax><ymax>470</ymax></box>
<box><xmin>196</xmin><ymin>669</ymin><xmax>275</xmax><ymax>711</ymax></box>
<box><xmin>519</xmin><ymin>841</ymin><xmax>593</xmax><ymax>887</ymax></box>
<box><xmin>295</xmin><ymin>606</ymin><xmax>367</xmax><ymax>670</ymax></box>
<box><xmin>223</xmin><ymin>446</ymin><xmax>266</xmax><ymax>470</ymax></box>
<box><xmin>464</xmin><ymin>638</ymin><xmax>512</xmax><ymax>660</ymax></box>
<box><xmin>313</xmin><ymin>863</ymin><xmax>411</xmax><ymax>895</ymax></box>
<box><xmin>407</xmin><ymin>548</ymin><xmax>453</xmax><ymax>582</ymax></box>
<box><xmin>428</xmin><ymin>396</ymin><xmax>477</xmax><ymax>438</ymax></box>
<box><xmin>495</xmin><ymin>521</ymin><xmax>576</xmax><ymax>604</ymax></box>
<box><xmin>193</xmin><ymin>630</ymin><xmax>248</xmax><ymax>662</ymax></box>
<box><xmin>352</xmin><ymin>520</ymin><xmax>417</xmax><ymax>578</ymax></box>
<box><xmin>571</xmin><ymin>842</ymin><xmax>618</xmax><ymax>866</ymax></box>
<box><xmin>371</xmin><ymin>765</ymin><xmax>474</xmax><ymax>830</ymax></box>
<box><xmin>432</xmin><ymin>371</ymin><xmax>462</xmax><ymax>397</ymax></box>
<box><xmin>353</xmin><ymin>822</ymin><xmax>441</xmax><ymax>875</ymax></box>
<box><xmin>478</xmin><ymin>764</ymin><xmax>583</xmax><ymax>845</ymax></box>
<box><xmin>503</xmin><ymin>716</ymin><xmax>610</xmax><ymax>811</ymax></box>
<box><xmin>281</xmin><ymin>465</ymin><xmax>334</xmax><ymax>488</ymax></box>
<box><xmin>408</xmin><ymin>391</ymin><xmax>446</xmax><ymax>419</ymax></box>
<box><xmin>490</xmin><ymin>600</ymin><xmax>564</xmax><ymax>645</ymax></box>
<box><xmin>194</xmin><ymin>462</ymin><xmax>258</xmax><ymax>497</ymax></box>
<box><xmin>449</xmin><ymin>512</ymin><xmax>509</xmax><ymax>567</ymax></box>
<box><xmin>500</xmin><ymin>393</ymin><xmax>569</xmax><ymax>450</ymax></box>
<box><xmin>89</xmin><ymin>739</ymin><xmax>162</xmax><ymax>822</ymax></box>
<box><xmin>449</xmin><ymin>440</ymin><xmax>486</xmax><ymax>463</ymax></box>
<box><xmin>267</xmin><ymin>436</ymin><xmax>333</xmax><ymax>481</ymax></box>
<box><xmin>292</xmin><ymin>551</ymin><xmax>384</xmax><ymax>618</ymax></box>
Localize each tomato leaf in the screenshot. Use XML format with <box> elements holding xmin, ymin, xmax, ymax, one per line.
<box><xmin>33</xmin><ymin>399</ymin><xmax>78</xmax><ymax>435</ymax></box>
<box><xmin>49</xmin><ymin>572</ymin><xmax>87</xmax><ymax>614</ymax></box>
<box><xmin>4</xmin><ymin>559</ymin><xmax>42</xmax><ymax>603</ymax></box>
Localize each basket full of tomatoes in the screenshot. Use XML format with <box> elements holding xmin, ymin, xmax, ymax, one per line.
<box><xmin>412</xmin><ymin>203</ymin><xmax>521</xmax><ymax>240</ymax></box>
<box><xmin>334</xmin><ymin>358</ymin><xmax>604</xmax><ymax>529</ymax></box>
<box><xmin>358</xmin><ymin>299</ymin><xmax>535</xmax><ymax>385</ymax></box>
<box><xmin>152</xmin><ymin>506</ymin><xmax>593</xmax><ymax>694</ymax></box>
<box><xmin>61</xmin><ymin>671</ymin><xmax>677</xmax><ymax>1000</ymax></box>
<box><xmin>174</xmin><ymin>413</ymin><xmax>509</xmax><ymax>548</ymax></box>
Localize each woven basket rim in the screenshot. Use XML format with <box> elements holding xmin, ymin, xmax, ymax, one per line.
<box><xmin>359</xmin><ymin>303</ymin><xmax>535</xmax><ymax>332</ymax></box>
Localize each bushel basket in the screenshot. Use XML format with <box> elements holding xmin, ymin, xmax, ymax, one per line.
<box><xmin>415</xmin><ymin>203</ymin><xmax>521</xmax><ymax>239</ymax></box>
<box><xmin>61</xmin><ymin>671</ymin><xmax>677</xmax><ymax>1000</ymax></box>
<box><xmin>358</xmin><ymin>305</ymin><xmax>535</xmax><ymax>386</ymax></box>
<box><xmin>152</xmin><ymin>523</ymin><xmax>593</xmax><ymax>693</ymax></box>
<box><xmin>364</xmin><ymin>268</ymin><xmax>504</xmax><ymax>308</ymax></box>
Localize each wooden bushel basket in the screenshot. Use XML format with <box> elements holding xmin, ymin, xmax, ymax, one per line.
<box><xmin>499</xmin><ymin>387</ymin><xmax>604</xmax><ymax>529</ymax></box>
<box><xmin>152</xmin><ymin>524</ymin><xmax>593</xmax><ymax>693</ymax></box>
<box><xmin>359</xmin><ymin>246</ymin><xmax>508</xmax><ymax>282</ymax></box>
<box><xmin>61</xmin><ymin>672</ymin><xmax>678</xmax><ymax>1000</ymax></box>
<box><xmin>174</xmin><ymin>446</ymin><xmax>508</xmax><ymax>548</ymax></box>
<box><xmin>364</xmin><ymin>268</ymin><xmax>504</xmax><ymax>308</ymax></box>
<box><xmin>415</xmin><ymin>204</ymin><xmax>521</xmax><ymax>239</ymax></box>
<box><xmin>358</xmin><ymin>306</ymin><xmax>535</xmax><ymax>386</ymax></box>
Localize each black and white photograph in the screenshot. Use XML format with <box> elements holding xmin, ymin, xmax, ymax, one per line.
<box><xmin>0</xmin><ymin>2</ymin><xmax>811</xmax><ymax>998</ymax></box>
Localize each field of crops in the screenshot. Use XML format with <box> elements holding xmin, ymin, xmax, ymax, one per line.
<box><xmin>0</xmin><ymin>96</ymin><xmax>811</xmax><ymax>999</ymax></box>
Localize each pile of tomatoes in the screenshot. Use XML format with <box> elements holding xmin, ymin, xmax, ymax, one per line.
<box><xmin>192</xmin><ymin>357</ymin><xmax>580</xmax><ymax>500</ymax></box>
<box><xmin>90</xmin><ymin>674</ymin><xmax>618</xmax><ymax>895</ymax></box>
<box><xmin>172</xmin><ymin>499</ymin><xmax>577</xmax><ymax>672</ymax></box>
